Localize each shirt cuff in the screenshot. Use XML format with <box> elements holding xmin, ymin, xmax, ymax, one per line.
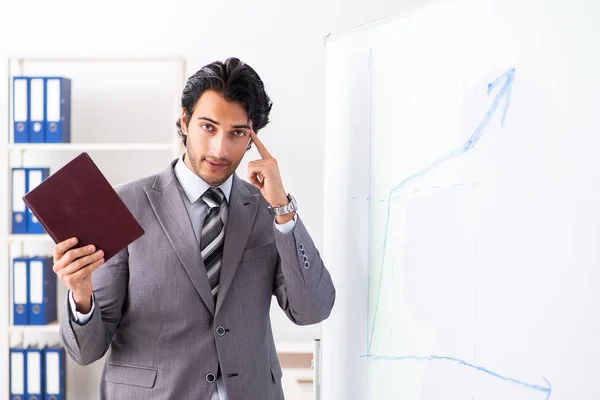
<box><xmin>68</xmin><ymin>290</ymin><xmax>95</xmax><ymax>325</ymax></box>
<box><xmin>274</xmin><ymin>213</ymin><xmax>297</xmax><ymax>235</ymax></box>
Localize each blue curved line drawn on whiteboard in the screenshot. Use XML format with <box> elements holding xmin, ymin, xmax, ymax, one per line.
<box><xmin>365</xmin><ymin>68</ymin><xmax>552</xmax><ymax>398</ymax></box>
<box><xmin>368</xmin><ymin>67</ymin><xmax>516</xmax><ymax>352</ymax></box>
<box><xmin>362</xmin><ymin>354</ymin><xmax>552</xmax><ymax>400</ymax></box>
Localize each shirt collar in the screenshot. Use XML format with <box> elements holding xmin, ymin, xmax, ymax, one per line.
<box><xmin>174</xmin><ymin>154</ymin><xmax>233</xmax><ymax>204</ymax></box>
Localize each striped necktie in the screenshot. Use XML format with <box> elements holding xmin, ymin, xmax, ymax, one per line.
<box><xmin>200</xmin><ymin>187</ymin><xmax>226</xmax><ymax>300</ymax></box>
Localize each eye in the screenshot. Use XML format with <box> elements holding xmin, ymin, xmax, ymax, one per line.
<box><xmin>201</xmin><ymin>124</ymin><xmax>214</xmax><ymax>131</ymax></box>
<box><xmin>232</xmin><ymin>130</ymin><xmax>246</xmax><ymax>137</ymax></box>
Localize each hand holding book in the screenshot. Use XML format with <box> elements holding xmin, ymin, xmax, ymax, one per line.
<box><xmin>22</xmin><ymin>152</ymin><xmax>145</xmax><ymax>313</ymax></box>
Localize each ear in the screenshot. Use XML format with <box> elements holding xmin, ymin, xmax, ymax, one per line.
<box><xmin>180</xmin><ymin>109</ymin><xmax>188</xmax><ymax>135</ymax></box>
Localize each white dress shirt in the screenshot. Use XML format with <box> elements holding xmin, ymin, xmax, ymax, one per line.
<box><xmin>69</xmin><ymin>155</ymin><xmax>297</xmax><ymax>399</ymax></box>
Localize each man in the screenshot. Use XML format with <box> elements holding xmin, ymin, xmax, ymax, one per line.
<box><xmin>54</xmin><ymin>57</ymin><xmax>335</xmax><ymax>399</ymax></box>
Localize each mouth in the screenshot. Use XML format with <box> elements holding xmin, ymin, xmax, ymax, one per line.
<box><xmin>204</xmin><ymin>159</ymin><xmax>228</xmax><ymax>170</ymax></box>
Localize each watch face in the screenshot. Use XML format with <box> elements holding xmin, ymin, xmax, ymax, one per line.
<box><xmin>289</xmin><ymin>195</ymin><xmax>297</xmax><ymax>212</ymax></box>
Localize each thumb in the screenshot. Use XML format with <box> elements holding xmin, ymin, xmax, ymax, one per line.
<box><xmin>248</xmin><ymin>171</ymin><xmax>264</xmax><ymax>189</ymax></box>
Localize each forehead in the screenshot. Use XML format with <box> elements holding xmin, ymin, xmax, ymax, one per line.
<box><xmin>192</xmin><ymin>89</ymin><xmax>249</xmax><ymax>125</ymax></box>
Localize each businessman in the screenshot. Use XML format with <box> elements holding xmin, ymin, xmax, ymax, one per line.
<box><xmin>53</xmin><ymin>57</ymin><xmax>335</xmax><ymax>399</ymax></box>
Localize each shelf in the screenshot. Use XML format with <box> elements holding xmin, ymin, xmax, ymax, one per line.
<box><xmin>8</xmin><ymin>143</ymin><xmax>176</xmax><ymax>152</ymax></box>
<box><xmin>9</xmin><ymin>56</ymin><xmax>185</xmax><ymax>63</ymax></box>
<box><xmin>3</xmin><ymin>54</ymin><xmax>186</xmax><ymax>400</ymax></box>
<box><xmin>8</xmin><ymin>321</ymin><xmax>60</xmax><ymax>334</ymax></box>
<box><xmin>8</xmin><ymin>234</ymin><xmax>53</xmax><ymax>242</ymax></box>
<box><xmin>275</xmin><ymin>340</ymin><xmax>316</xmax><ymax>354</ymax></box>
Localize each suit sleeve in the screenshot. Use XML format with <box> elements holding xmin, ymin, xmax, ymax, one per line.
<box><xmin>59</xmin><ymin>246</ymin><xmax>129</xmax><ymax>366</ymax></box>
<box><xmin>68</xmin><ymin>290</ymin><xmax>95</xmax><ymax>323</ymax></box>
<box><xmin>272</xmin><ymin>215</ymin><xmax>336</xmax><ymax>325</ymax></box>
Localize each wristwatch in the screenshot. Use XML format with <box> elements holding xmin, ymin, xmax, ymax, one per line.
<box><xmin>268</xmin><ymin>194</ymin><xmax>298</xmax><ymax>216</ymax></box>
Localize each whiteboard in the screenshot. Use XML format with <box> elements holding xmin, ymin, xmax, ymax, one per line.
<box><xmin>322</xmin><ymin>0</ymin><xmax>600</xmax><ymax>399</ymax></box>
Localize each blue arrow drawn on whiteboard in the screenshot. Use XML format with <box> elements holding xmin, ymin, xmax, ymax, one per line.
<box><xmin>365</xmin><ymin>68</ymin><xmax>551</xmax><ymax>399</ymax></box>
<box><xmin>369</xmin><ymin>67</ymin><xmax>516</xmax><ymax>352</ymax></box>
<box><xmin>368</xmin><ymin>67</ymin><xmax>517</xmax><ymax>352</ymax></box>
<box><xmin>361</xmin><ymin>354</ymin><xmax>552</xmax><ymax>400</ymax></box>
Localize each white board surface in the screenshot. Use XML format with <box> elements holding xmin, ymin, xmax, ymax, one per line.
<box><xmin>323</xmin><ymin>1</ymin><xmax>600</xmax><ymax>399</ymax></box>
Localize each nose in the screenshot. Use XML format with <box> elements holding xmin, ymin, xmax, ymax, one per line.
<box><xmin>209</xmin><ymin>131</ymin><xmax>228</xmax><ymax>159</ymax></box>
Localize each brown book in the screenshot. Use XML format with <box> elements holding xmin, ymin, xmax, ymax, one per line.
<box><xmin>22</xmin><ymin>152</ymin><xmax>144</xmax><ymax>261</ymax></box>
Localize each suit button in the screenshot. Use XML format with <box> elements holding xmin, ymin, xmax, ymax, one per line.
<box><xmin>216</xmin><ymin>326</ymin><xmax>226</xmax><ymax>336</ymax></box>
<box><xmin>301</xmin><ymin>249</ymin><xmax>306</xmax><ymax>255</ymax></box>
<box><xmin>302</xmin><ymin>255</ymin><xmax>308</xmax><ymax>262</ymax></box>
<box><xmin>206</xmin><ymin>373</ymin><xmax>216</xmax><ymax>383</ymax></box>
<box><xmin>299</xmin><ymin>243</ymin><xmax>304</xmax><ymax>250</ymax></box>
<box><xmin>304</xmin><ymin>261</ymin><xmax>310</xmax><ymax>269</ymax></box>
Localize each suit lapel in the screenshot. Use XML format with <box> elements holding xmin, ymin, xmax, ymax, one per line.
<box><xmin>216</xmin><ymin>174</ymin><xmax>259</xmax><ymax>315</ymax></box>
<box><xmin>144</xmin><ymin>160</ymin><xmax>216</xmax><ymax>315</ymax></box>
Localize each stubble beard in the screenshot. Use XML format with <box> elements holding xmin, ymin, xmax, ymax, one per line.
<box><xmin>186</xmin><ymin>147</ymin><xmax>240</xmax><ymax>187</ymax></box>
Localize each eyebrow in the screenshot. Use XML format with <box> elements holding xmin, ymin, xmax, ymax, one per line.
<box><xmin>198</xmin><ymin>116</ymin><xmax>251</xmax><ymax>130</ymax></box>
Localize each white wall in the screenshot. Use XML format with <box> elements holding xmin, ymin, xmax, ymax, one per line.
<box><xmin>0</xmin><ymin>0</ymin><xmax>428</xmax><ymax>393</ymax></box>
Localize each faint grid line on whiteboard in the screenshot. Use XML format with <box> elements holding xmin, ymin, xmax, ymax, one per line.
<box><xmin>366</xmin><ymin>45</ymin><xmax>374</xmax><ymax>362</ymax></box>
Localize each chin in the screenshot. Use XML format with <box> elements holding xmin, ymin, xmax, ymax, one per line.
<box><xmin>200</xmin><ymin>170</ymin><xmax>231</xmax><ymax>186</ymax></box>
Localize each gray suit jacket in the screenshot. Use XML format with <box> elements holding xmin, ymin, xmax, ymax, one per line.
<box><xmin>59</xmin><ymin>159</ymin><xmax>335</xmax><ymax>399</ymax></box>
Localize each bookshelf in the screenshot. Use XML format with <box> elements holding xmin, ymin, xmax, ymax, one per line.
<box><xmin>8</xmin><ymin>321</ymin><xmax>60</xmax><ymax>334</ymax></box>
<box><xmin>8</xmin><ymin>234</ymin><xmax>52</xmax><ymax>243</ymax></box>
<box><xmin>2</xmin><ymin>56</ymin><xmax>186</xmax><ymax>400</ymax></box>
<box><xmin>8</xmin><ymin>143</ymin><xmax>176</xmax><ymax>152</ymax></box>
